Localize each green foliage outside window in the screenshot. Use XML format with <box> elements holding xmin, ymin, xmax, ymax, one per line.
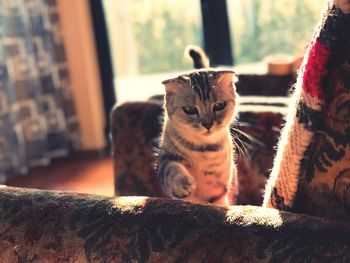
<box><xmin>229</xmin><ymin>0</ymin><xmax>324</xmax><ymax>64</ymax></box>
<box><xmin>130</xmin><ymin>0</ymin><xmax>202</xmax><ymax>74</ymax></box>
<box><xmin>108</xmin><ymin>0</ymin><xmax>325</xmax><ymax>74</ymax></box>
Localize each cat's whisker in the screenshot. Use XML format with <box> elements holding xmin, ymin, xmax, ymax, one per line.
<box><xmin>230</xmin><ymin>130</ymin><xmax>252</xmax><ymax>149</ymax></box>
<box><xmin>233</xmin><ymin>121</ymin><xmax>250</xmax><ymax>126</ymax></box>
<box><xmin>233</xmin><ymin>121</ymin><xmax>260</xmax><ymax>129</ymax></box>
<box><xmin>230</xmin><ymin>131</ymin><xmax>250</xmax><ymax>159</ymax></box>
<box><xmin>237</xmin><ymin>143</ymin><xmax>248</xmax><ymax>158</ymax></box>
<box><xmin>230</xmin><ymin>130</ymin><xmax>252</xmax><ymax>156</ymax></box>
<box><xmin>232</xmin><ymin>138</ymin><xmax>245</xmax><ymax>157</ymax></box>
<box><xmin>231</xmin><ymin>128</ymin><xmax>264</xmax><ymax>147</ymax></box>
<box><xmin>231</xmin><ymin>133</ymin><xmax>243</xmax><ymax>155</ymax></box>
<box><xmin>233</xmin><ymin>122</ymin><xmax>251</xmax><ymax>128</ymax></box>
<box><xmin>235</xmin><ymin>138</ymin><xmax>250</xmax><ymax>160</ymax></box>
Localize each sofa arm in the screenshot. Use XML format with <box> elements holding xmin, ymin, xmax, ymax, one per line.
<box><xmin>0</xmin><ymin>187</ymin><xmax>349</xmax><ymax>262</ymax></box>
<box><xmin>110</xmin><ymin>102</ymin><xmax>164</xmax><ymax>197</ymax></box>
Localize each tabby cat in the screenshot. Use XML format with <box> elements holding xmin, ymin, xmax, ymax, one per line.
<box><xmin>158</xmin><ymin>67</ymin><xmax>238</xmax><ymax>206</ymax></box>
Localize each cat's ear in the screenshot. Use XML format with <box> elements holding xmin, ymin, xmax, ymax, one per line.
<box><xmin>162</xmin><ymin>77</ymin><xmax>188</xmax><ymax>94</ymax></box>
<box><xmin>214</xmin><ymin>70</ymin><xmax>237</xmax><ymax>93</ymax></box>
<box><xmin>214</xmin><ymin>70</ymin><xmax>236</xmax><ymax>85</ymax></box>
<box><xmin>162</xmin><ymin>77</ymin><xmax>187</xmax><ymax>115</ymax></box>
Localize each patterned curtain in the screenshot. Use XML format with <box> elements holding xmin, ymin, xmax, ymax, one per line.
<box><xmin>0</xmin><ymin>0</ymin><xmax>80</xmax><ymax>182</ymax></box>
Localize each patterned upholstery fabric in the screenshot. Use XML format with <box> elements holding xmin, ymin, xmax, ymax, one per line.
<box><xmin>264</xmin><ymin>2</ymin><xmax>350</xmax><ymax>221</ymax></box>
<box><xmin>1</xmin><ymin>187</ymin><xmax>350</xmax><ymax>262</ymax></box>
<box><xmin>0</xmin><ymin>0</ymin><xmax>80</xmax><ymax>182</ymax></box>
<box><xmin>235</xmin><ymin>100</ymin><xmax>289</xmax><ymax>205</ymax></box>
<box><xmin>111</xmin><ymin>102</ymin><xmax>165</xmax><ymax>198</ymax></box>
<box><xmin>111</xmin><ymin>97</ymin><xmax>288</xmax><ymax>205</ymax></box>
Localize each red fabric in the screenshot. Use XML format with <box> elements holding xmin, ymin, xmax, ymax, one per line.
<box><xmin>302</xmin><ymin>40</ymin><xmax>332</xmax><ymax>99</ymax></box>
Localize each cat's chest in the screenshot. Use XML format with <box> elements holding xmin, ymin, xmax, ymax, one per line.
<box><xmin>187</xmin><ymin>147</ymin><xmax>232</xmax><ymax>175</ymax></box>
<box><xmin>191</xmin><ymin>151</ymin><xmax>224</xmax><ymax>162</ymax></box>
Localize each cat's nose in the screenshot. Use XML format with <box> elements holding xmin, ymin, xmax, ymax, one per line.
<box><xmin>202</xmin><ymin>121</ymin><xmax>213</xmax><ymax>130</ymax></box>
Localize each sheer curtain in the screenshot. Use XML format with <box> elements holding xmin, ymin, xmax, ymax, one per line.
<box><xmin>0</xmin><ymin>0</ymin><xmax>80</xmax><ymax>182</ymax></box>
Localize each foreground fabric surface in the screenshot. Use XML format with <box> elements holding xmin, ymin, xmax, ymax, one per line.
<box><xmin>0</xmin><ymin>187</ymin><xmax>350</xmax><ymax>262</ymax></box>
<box><xmin>264</xmin><ymin>1</ymin><xmax>350</xmax><ymax>221</ymax></box>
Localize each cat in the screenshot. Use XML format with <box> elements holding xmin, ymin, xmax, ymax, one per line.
<box><xmin>158</xmin><ymin>68</ymin><xmax>238</xmax><ymax>206</ymax></box>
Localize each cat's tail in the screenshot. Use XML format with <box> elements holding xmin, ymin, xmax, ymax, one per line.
<box><xmin>185</xmin><ymin>45</ymin><xmax>210</xmax><ymax>69</ymax></box>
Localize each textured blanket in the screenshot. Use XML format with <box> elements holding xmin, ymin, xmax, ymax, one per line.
<box><xmin>1</xmin><ymin>187</ymin><xmax>350</xmax><ymax>262</ymax></box>
<box><xmin>264</xmin><ymin>0</ymin><xmax>350</xmax><ymax>221</ymax></box>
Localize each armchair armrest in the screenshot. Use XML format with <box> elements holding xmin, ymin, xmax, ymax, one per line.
<box><xmin>110</xmin><ymin>102</ymin><xmax>164</xmax><ymax>197</ymax></box>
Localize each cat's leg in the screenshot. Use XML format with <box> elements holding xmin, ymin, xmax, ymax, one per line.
<box><xmin>158</xmin><ymin>161</ymin><xmax>196</xmax><ymax>199</ymax></box>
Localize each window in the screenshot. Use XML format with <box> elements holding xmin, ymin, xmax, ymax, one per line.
<box><xmin>227</xmin><ymin>0</ymin><xmax>324</xmax><ymax>64</ymax></box>
<box><xmin>103</xmin><ymin>0</ymin><xmax>203</xmax><ymax>103</ymax></box>
<box><xmin>101</xmin><ymin>0</ymin><xmax>326</xmax><ymax>103</ymax></box>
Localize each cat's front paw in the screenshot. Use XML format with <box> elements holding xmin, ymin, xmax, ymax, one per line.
<box><xmin>171</xmin><ymin>174</ymin><xmax>195</xmax><ymax>198</ymax></box>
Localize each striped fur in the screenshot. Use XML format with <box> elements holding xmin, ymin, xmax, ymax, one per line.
<box><xmin>158</xmin><ymin>70</ymin><xmax>237</xmax><ymax>206</ymax></box>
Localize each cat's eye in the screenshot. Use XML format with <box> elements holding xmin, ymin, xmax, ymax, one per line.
<box><xmin>182</xmin><ymin>106</ymin><xmax>198</xmax><ymax>115</ymax></box>
<box><xmin>213</xmin><ymin>101</ymin><xmax>227</xmax><ymax>112</ymax></box>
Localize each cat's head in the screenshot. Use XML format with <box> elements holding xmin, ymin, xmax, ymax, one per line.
<box><xmin>162</xmin><ymin>69</ymin><xmax>237</xmax><ymax>137</ymax></box>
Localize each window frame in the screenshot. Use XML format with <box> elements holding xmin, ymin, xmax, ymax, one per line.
<box><xmin>89</xmin><ymin>0</ymin><xmax>233</xmax><ymax>147</ymax></box>
<box><xmin>89</xmin><ymin>0</ymin><xmax>116</xmax><ymax>150</ymax></box>
<box><xmin>200</xmin><ymin>0</ymin><xmax>233</xmax><ymax>66</ymax></box>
